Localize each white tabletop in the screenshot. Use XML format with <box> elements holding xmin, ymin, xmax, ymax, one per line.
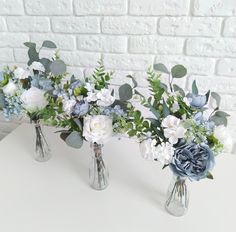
<box><xmin>0</xmin><ymin>123</ymin><xmax>235</xmax><ymax>232</ymax></box>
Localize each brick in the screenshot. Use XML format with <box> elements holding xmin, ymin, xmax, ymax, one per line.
<box><xmin>217</xmin><ymin>59</ymin><xmax>236</xmax><ymax>77</ymax></box>
<box><xmin>0</xmin><ymin>0</ymin><xmax>24</xmax><ymax>15</ymax></box>
<box><xmin>0</xmin><ymin>33</ymin><xmax>29</xmax><ymax>48</ymax></box>
<box><xmin>30</xmin><ymin>34</ymin><xmax>76</xmax><ymax>51</ymax></box>
<box><xmin>51</xmin><ymin>17</ymin><xmax>100</xmax><ymax>33</ymax></box>
<box><xmin>186</xmin><ymin>38</ymin><xmax>236</xmax><ymax>57</ymax></box>
<box><xmin>13</xmin><ymin>48</ymin><xmax>28</xmax><ymax>63</ymax></box>
<box><xmin>223</xmin><ymin>18</ymin><xmax>236</xmax><ymax>36</ymax></box>
<box><xmin>77</xmin><ymin>35</ymin><xmax>127</xmax><ymax>53</ymax></box>
<box><xmin>60</xmin><ymin>51</ymin><xmax>101</xmax><ymax>67</ymax></box>
<box><xmin>7</xmin><ymin>17</ymin><xmax>50</xmax><ymax>32</ymax></box>
<box><xmin>129</xmin><ymin>36</ymin><xmax>184</xmax><ymax>54</ymax></box>
<box><xmin>66</xmin><ymin>67</ymin><xmax>84</xmax><ymax>78</ymax></box>
<box><xmin>0</xmin><ymin>17</ymin><xmax>7</xmax><ymax>31</ymax></box>
<box><xmin>103</xmin><ymin>54</ymin><xmax>153</xmax><ymax>71</ymax></box>
<box><xmin>159</xmin><ymin>17</ymin><xmax>222</xmax><ymax>36</ymax></box>
<box><xmin>102</xmin><ymin>16</ymin><xmax>156</xmax><ymax>35</ymax></box>
<box><xmin>74</xmin><ymin>0</ymin><xmax>127</xmax><ymax>15</ymax></box>
<box><xmin>188</xmin><ymin>75</ymin><xmax>236</xmax><ymax>94</ymax></box>
<box><xmin>155</xmin><ymin>55</ymin><xmax>216</xmax><ymax>75</ymax></box>
<box><xmin>193</xmin><ymin>0</ymin><xmax>236</xmax><ymax>16</ymax></box>
<box><xmin>24</xmin><ymin>0</ymin><xmax>72</xmax><ymax>15</ymax></box>
<box><xmin>219</xmin><ymin>94</ymin><xmax>236</xmax><ymax>111</ymax></box>
<box><xmin>0</xmin><ymin>48</ymin><xmax>14</xmax><ymax>62</ymax></box>
<box><xmin>130</xmin><ymin>0</ymin><xmax>190</xmax><ymax>16</ymax></box>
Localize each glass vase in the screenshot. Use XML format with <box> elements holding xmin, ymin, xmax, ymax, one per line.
<box><xmin>165</xmin><ymin>175</ymin><xmax>189</xmax><ymax>217</ymax></box>
<box><xmin>33</xmin><ymin>120</ymin><xmax>51</xmax><ymax>162</ymax></box>
<box><xmin>89</xmin><ymin>142</ymin><xmax>109</xmax><ymax>190</ymax></box>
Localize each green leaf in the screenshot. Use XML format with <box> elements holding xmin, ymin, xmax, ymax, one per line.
<box><xmin>111</xmin><ymin>99</ymin><xmax>128</xmax><ymax>111</ymax></box>
<box><xmin>173</xmin><ymin>84</ymin><xmax>185</xmax><ymax>97</ymax></box>
<box><xmin>64</xmin><ymin>131</ymin><xmax>83</xmax><ymax>149</ymax></box>
<box><xmin>149</xmin><ymin>106</ymin><xmax>160</xmax><ymax>119</ymax></box>
<box><xmin>171</xmin><ymin>65</ymin><xmax>187</xmax><ymax>78</ymax></box>
<box><xmin>127</xmin><ymin>75</ymin><xmax>138</xmax><ymax>88</ymax></box>
<box><xmin>73</xmin><ymin>118</ymin><xmax>82</xmax><ymax>130</ymax></box>
<box><xmin>192</xmin><ymin>80</ymin><xmax>198</xmax><ymax>95</ymax></box>
<box><xmin>24</xmin><ymin>42</ymin><xmax>36</xmax><ymax>49</ymax></box>
<box><xmin>206</xmin><ymin>172</ymin><xmax>214</xmax><ymax>180</ymax></box>
<box><xmin>153</xmin><ymin>63</ymin><xmax>169</xmax><ymax>74</ymax></box>
<box><xmin>0</xmin><ymin>90</ymin><xmax>5</xmax><ymax>110</ymax></box>
<box><xmin>205</xmin><ymin>90</ymin><xmax>211</xmax><ymax>102</ymax></box>
<box><xmin>163</xmin><ymin>100</ymin><xmax>170</xmax><ymax>117</ymax></box>
<box><xmin>210</xmin><ymin>115</ymin><xmax>227</xmax><ymax>126</ymax></box>
<box><xmin>39</xmin><ymin>58</ymin><xmax>51</xmax><ymax>73</ymax></box>
<box><xmin>147</xmin><ymin>118</ymin><xmax>160</xmax><ymax>127</ymax></box>
<box><xmin>134</xmin><ymin>89</ymin><xmax>145</xmax><ymax>98</ymax></box>
<box><xmin>215</xmin><ymin>111</ymin><xmax>230</xmax><ymax>118</ymax></box>
<box><xmin>119</xmin><ymin>83</ymin><xmax>133</xmax><ymax>101</ymax></box>
<box><xmin>50</xmin><ymin>59</ymin><xmax>66</xmax><ymax>75</ymax></box>
<box><xmin>211</xmin><ymin>92</ymin><xmax>221</xmax><ymax>107</ymax></box>
<box><xmin>42</xmin><ymin>40</ymin><xmax>57</xmax><ymax>48</ymax></box>
<box><xmin>28</xmin><ymin>47</ymin><xmax>39</xmax><ymax>65</ymax></box>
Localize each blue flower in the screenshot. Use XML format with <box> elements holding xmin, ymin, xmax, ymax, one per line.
<box><xmin>31</xmin><ymin>75</ymin><xmax>53</xmax><ymax>91</ymax></box>
<box><xmin>193</xmin><ymin>112</ymin><xmax>215</xmax><ymax>132</ymax></box>
<box><xmin>72</xmin><ymin>100</ymin><xmax>89</xmax><ymax>116</ymax></box>
<box><xmin>70</xmin><ymin>80</ymin><xmax>83</xmax><ymax>90</ymax></box>
<box><xmin>170</xmin><ymin>142</ymin><xmax>215</xmax><ymax>181</ymax></box>
<box><xmin>186</xmin><ymin>93</ymin><xmax>207</xmax><ymax>109</ymax></box>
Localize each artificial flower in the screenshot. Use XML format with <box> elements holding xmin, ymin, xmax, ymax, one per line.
<box><xmin>139</xmin><ymin>138</ymin><xmax>157</xmax><ymax>160</ymax></box>
<box><xmin>153</xmin><ymin>142</ymin><xmax>174</xmax><ymax>165</ymax></box>
<box><xmin>30</xmin><ymin>62</ymin><xmax>45</xmax><ymax>72</ymax></box>
<box><xmin>62</xmin><ymin>99</ymin><xmax>76</xmax><ymax>116</ymax></box>
<box><xmin>3</xmin><ymin>81</ymin><xmax>17</xmax><ymax>96</ymax></box>
<box><xmin>96</xmin><ymin>88</ymin><xmax>115</xmax><ymax>107</ymax></box>
<box><xmin>14</xmin><ymin>67</ymin><xmax>30</xmax><ymax>80</ymax></box>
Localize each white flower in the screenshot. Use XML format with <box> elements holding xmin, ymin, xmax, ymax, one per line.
<box><xmin>139</xmin><ymin>138</ymin><xmax>157</xmax><ymax>160</ymax></box>
<box><xmin>3</xmin><ymin>81</ymin><xmax>17</xmax><ymax>96</ymax></box>
<box><xmin>171</xmin><ymin>102</ymin><xmax>180</xmax><ymax>112</ymax></box>
<box><xmin>214</xmin><ymin>125</ymin><xmax>233</xmax><ymax>153</ymax></box>
<box><xmin>153</xmin><ymin>142</ymin><xmax>174</xmax><ymax>165</ymax></box>
<box><xmin>96</xmin><ymin>88</ymin><xmax>115</xmax><ymax>107</ymax></box>
<box><xmin>30</xmin><ymin>61</ymin><xmax>45</xmax><ymax>72</ymax></box>
<box><xmin>161</xmin><ymin>115</ymin><xmax>186</xmax><ymax>144</ymax></box>
<box><xmin>84</xmin><ymin>83</ymin><xmax>93</xmax><ymax>92</ymax></box>
<box><xmin>183</xmin><ymin>97</ymin><xmax>190</xmax><ymax>106</ymax></box>
<box><xmin>62</xmin><ymin>99</ymin><xmax>76</xmax><ymax>116</ymax></box>
<box><xmin>20</xmin><ymin>87</ymin><xmax>47</xmax><ymax>112</ymax></box>
<box><xmin>83</xmin><ymin>115</ymin><xmax>113</xmax><ymax>144</ymax></box>
<box><xmin>14</xmin><ymin>67</ymin><xmax>30</xmax><ymax>80</ymax></box>
<box><xmin>86</xmin><ymin>91</ymin><xmax>98</xmax><ymax>102</ymax></box>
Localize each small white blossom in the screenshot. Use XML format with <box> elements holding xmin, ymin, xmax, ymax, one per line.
<box><xmin>171</xmin><ymin>102</ymin><xmax>180</xmax><ymax>112</ymax></box>
<box><xmin>139</xmin><ymin>138</ymin><xmax>157</xmax><ymax>160</ymax></box>
<box><xmin>86</xmin><ymin>91</ymin><xmax>98</xmax><ymax>102</ymax></box>
<box><xmin>161</xmin><ymin>115</ymin><xmax>186</xmax><ymax>144</ymax></box>
<box><xmin>96</xmin><ymin>88</ymin><xmax>115</xmax><ymax>107</ymax></box>
<box><xmin>62</xmin><ymin>99</ymin><xmax>76</xmax><ymax>116</ymax></box>
<box><xmin>14</xmin><ymin>67</ymin><xmax>30</xmax><ymax>80</ymax></box>
<box><xmin>30</xmin><ymin>62</ymin><xmax>45</xmax><ymax>72</ymax></box>
<box><xmin>3</xmin><ymin>81</ymin><xmax>17</xmax><ymax>96</ymax></box>
<box><xmin>153</xmin><ymin>142</ymin><xmax>174</xmax><ymax>165</ymax></box>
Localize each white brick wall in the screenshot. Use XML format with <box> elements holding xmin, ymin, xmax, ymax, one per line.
<box><xmin>0</xmin><ymin>0</ymin><xmax>235</xmax><ymax>152</ymax></box>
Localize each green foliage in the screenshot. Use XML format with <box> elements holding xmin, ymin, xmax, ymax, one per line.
<box><xmin>42</xmin><ymin>40</ymin><xmax>57</xmax><ymax>49</ymax></box>
<box><xmin>50</xmin><ymin>60</ymin><xmax>67</xmax><ymax>76</ymax></box>
<box><xmin>171</xmin><ymin>65</ymin><xmax>187</xmax><ymax>78</ymax></box>
<box><xmin>119</xmin><ymin>83</ymin><xmax>133</xmax><ymax>101</ymax></box>
<box><xmin>64</xmin><ymin>131</ymin><xmax>83</xmax><ymax>149</ymax></box>
<box><xmin>211</xmin><ymin>92</ymin><xmax>221</xmax><ymax>107</ymax></box>
<box><xmin>210</xmin><ymin>111</ymin><xmax>230</xmax><ymax>127</ymax></box>
<box><xmin>153</xmin><ymin>63</ymin><xmax>169</xmax><ymax>74</ymax></box>
<box><xmin>192</xmin><ymin>80</ymin><xmax>198</xmax><ymax>95</ymax></box>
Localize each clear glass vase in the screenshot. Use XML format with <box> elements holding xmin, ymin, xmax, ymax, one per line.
<box><xmin>165</xmin><ymin>175</ymin><xmax>189</xmax><ymax>217</ymax></box>
<box><xmin>33</xmin><ymin>120</ymin><xmax>51</xmax><ymax>162</ymax></box>
<box><xmin>89</xmin><ymin>142</ymin><xmax>109</xmax><ymax>190</ymax></box>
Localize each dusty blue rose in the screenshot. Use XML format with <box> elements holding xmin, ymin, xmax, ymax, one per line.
<box><xmin>170</xmin><ymin>142</ymin><xmax>215</xmax><ymax>181</ymax></box>
<box><xmin>186</xmin><ymin>93</ymin><xmax>207</xmax><ymax>109</ymax></box>
<box><xmin>72</xmin><ymin>100</ymin><xmax>89</xmax><ymax>116</ymax></box>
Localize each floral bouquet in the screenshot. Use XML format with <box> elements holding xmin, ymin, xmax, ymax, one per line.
<box><xmin>0</xmin><ymin>40</ymin><xmax>67</xmax><ymax>162</ymax></box>
<box><xmin>132</xmin><ymin>63</ymin><xmax>232</xmax><ymax>216</ymax></box>
<box><xmin>44</xmin><ymin>59</ymin><xmax>134</xmax><ymax>190</ymax></box>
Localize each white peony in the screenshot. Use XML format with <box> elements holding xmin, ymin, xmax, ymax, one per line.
<box><xmin>139</xmin><ymin>138</ymin><xmax>157</xmax><ymax>160</ymax></box>
<box><xmin>83</xmin><ymin>115</ymin><xmax>113</xmax><ymax>144</ymax></box>
<box><xmin>86</xmin><ymin>91</ymin><xmax>98</xmax><ymax>102</ymax></box>
<box><xmin>62</xmin><ymin>99</ymin><xmax>76</xmax><ymax>116</ymax></box>
<box><xmin>214</xmin><ymin>125</ymin><xmax>233</xmax><ymax>153</ymax></box>
<box><xmin>14</xmin><ymin>67</ymin><xmax>30</xmax><ymax>80</ymax></box>
<box><xmin>30</xmin><ymin>61</ymin><xmax>45</xmax><ymax>72</ymax></box>
<box><xmin>96</xmin><ymin>88</ymin><xmax>115</xmax><ymax>107</ymax></box>
<box><xmin>153</xmin><ymin>142</ymin><xmax>174</xmax><ymax>165</ymax></box>
<box><xmin>20</xmin><ymin>87</ymin><xmax>47</xmax><ymax>112</ymax></box>
<box><xmin>3</xmin><ymin>81</ymin><xmax>17</xmax><ymax>96</ymax></box>
<box><xmin>161</xmin><ymin>115</ymin><xmax>186</xmax><ymax>144</ymax></box>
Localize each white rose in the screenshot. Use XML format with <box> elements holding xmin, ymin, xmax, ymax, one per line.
<box><xmin>86</xmin><ymin>91</ymin><xmax>98</xmax><ymax>102</ymax></box>
<box><xmin>62</xmin><ymin>99</ymin><xmax>76</xmax><ymax>116</ymax></box>
<box><xmin>30</xmin><ymin>61</ymin><xmax>45</xmax><ymax>72</ymax></box>
<box><xmin>20</xmin><ymin>87</ymin><xmax>47</xmax><ymax>112</ymax></box>
<box><xmin>83</xmin><ymin>115</ymin><xmax>113</xmax><ymax>144</ymax></box>
<box><xmin>161</xmin><ymin>115</ymin><xmax>186</xmax><ymax>144</ymax></box>
<box><xmin>153</xmin><ymin>142</ymin><xmax>174</xmax><ymax>165</ymax></box>
<box><xmin>3</xmin><ymin>81</ymin><xmax>17</xmax><ymax>96</ymax></box>
<box><xmin>14</xmin><ymin>67</ymin><xmax>30</xmax><ymax>80</ymax></box>
<box><xmin>139</xmin><ymin>138</ymin><xmax>157</xmax><ymax>160</ymax></box>
<box><xmin>96</xmin><ymin>88</ymin><xmax>115</xmax><ymax>107</ymax></box>
<box><xmin>214</xmin><ymin>125</ymin><xmax>233</xmax><ymax>153</ymax></box>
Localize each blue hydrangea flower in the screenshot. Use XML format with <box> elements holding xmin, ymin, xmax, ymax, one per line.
<box><xmin>31</xmin><ymin>75</ymin><xmax>53</xmax><ymax>91</ymax></box>
<box><xmin>101</xmin><ymin>105</ymin><xmax>126</xmax><ymax>117</ymax></box>
<box><xmin>72</xmin><ymin>100</ymin><xmax>89</xmax><ymax>116</ymax></box>
<box><xmin>194</xmin><ymin>112</ymin><xmax>215</xmax><ymax>132</ymax></box>
<box><xmin>170</xmin><ymin>142</ymin><xmax>215</xmax><ymax>181</ymax></box>
<box><xmin>186</xmin><ymin>93</ymin><xmax>207</xmax><ymax>109</ymax></box>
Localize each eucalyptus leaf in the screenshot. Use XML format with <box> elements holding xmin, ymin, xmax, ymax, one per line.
<box><xmin>205</xmin><ymin>90</ymin><xmax>211</xmax><ymax>102</ymax></box>
<box><xmin>111</xmin><ymin>99</ymin><xmax>128</xmax><ymax>111</ymax></box>
<box><xmin>149</xmin><ymin>106</ymin><xmax>160</xmax><ymax>119</ymax></box>
<box><xmin>211</xmin><ymin>92</ymin><xmax>221</xmax><ymax>107</ymax></box>
<box><xmin>42</xmin><ymin>40</ymin><xmax>57</xmax><ymax>48</ymax></box>
<box><xmin>215</xmin><ymin>111</ymin><xmax>230</xmax><ymax>117</ymax></box>
<box><xmin>147</xmin><ymin>118</ymin><xmax>160</xmax><ymax>127</ymax></box>
<box><xmin>65</xmin><ymin>131</ymin><xmax>83</xmax><ymax>149</ymax></box>
<box><xmin>163</xmin><ymin>100</ymin><xmax>170</xmax><ymax>117</ymax></box>
<box><xmin>210</xmin><ymin>115</ymin><xmax>227</xmax><ymax>126</ymax></box>
<box><xmin>153</xmin><ymin>63</ymin><xmax>169</xmax><ymax>74</ymax></box>
<box><xmin>173</xmin><ymin>84</ymin><xmax>185</xmax><ymax>97</ymax></box>
<box><xmin>0</xmin><ymin>90</ymin><xmax>5</xmax><ymax>110</ymax></box>
<box><xmin>39</xmin><ymin>58</ymin><xmax>51</xmax><ymax>73</ymax></box>
<box><xmin>127</xmin><ymin>75</ymin><xmax>138</xmax><ymax>88</ymax></box>
<box><xmin>50</xmin><ymin>59</ymin><xmax>66</xmax><ymax>75</ymax></box>
<box><xmin>119</xmin><ymin>83</ymin><xmax>133</xmax><ymax>101</ymax></box>
<box><xmin>171</xmin><ymin>65</ymin><xmax>187</xmax><ymax>78</ymax></box>
<box><xmin>192</xmin><ymin>80</ymin><xmax>198</xmax><ymax>95</ymax></box>
<box><xmin>134</xmin><ymin>89</ymin><xmax>145</xmax><ymax>98</ymax></box>
<box><xmin>28</xmin><ymin>47</ymin><xmax>39</xmax><ymax>65</ymax></box>
<box><xmin>73</xmin><ymin>118</ymin><xmax>82</xmax><ymax>130</ymax></box>
<box><xmin>24</xmin><ymin>42</ymin><xmax>36</xmax><ymax>49</ymax></box>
